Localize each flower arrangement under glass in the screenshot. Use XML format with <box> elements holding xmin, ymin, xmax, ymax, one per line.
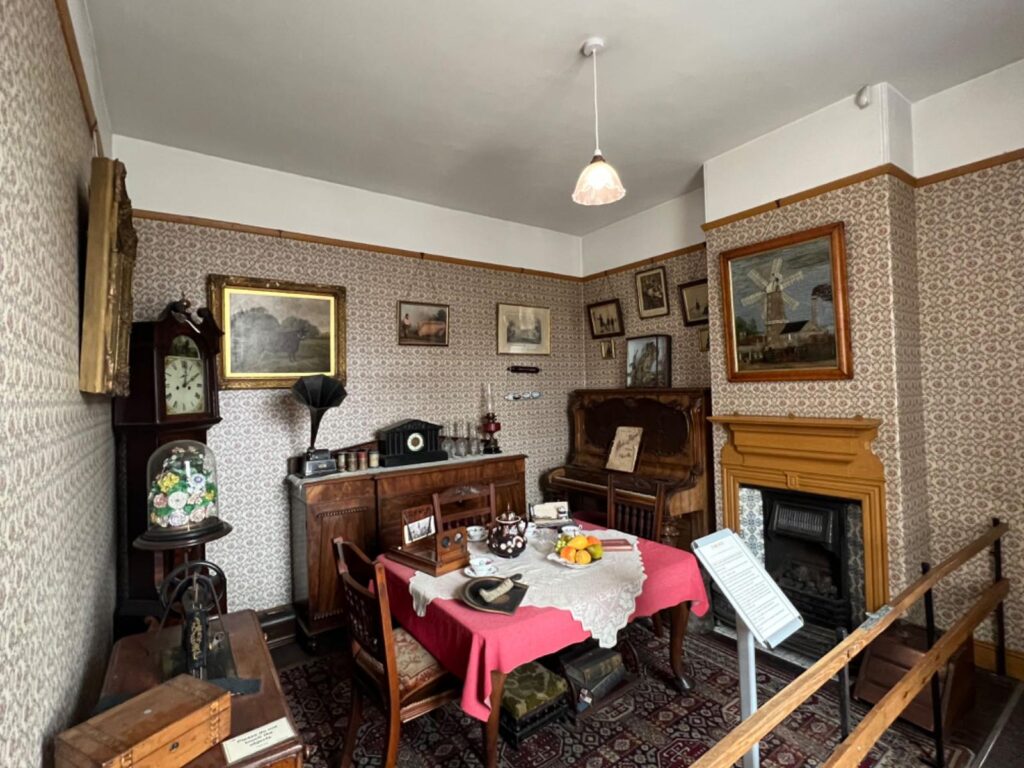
<box><xmin>147</xmin><ymin>440</ymin><xmax>219</xmax><ymax>530</ymax></box>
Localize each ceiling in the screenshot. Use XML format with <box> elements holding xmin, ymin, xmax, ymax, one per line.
<box><xmin>88</xmin><ymin>1</ymin><xmax>1024</xmax><ymax>235</ymax></box>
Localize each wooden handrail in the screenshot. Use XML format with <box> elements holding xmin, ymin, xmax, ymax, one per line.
<box><xmin>691</xmin><ymin>522</ymin><xmax>1010</xmax><ymax>768</ymax></box>
<box><xmin>824</xmin><ymin>578</ymin><xmax>1009</xmax><ymax>767</ymax></box>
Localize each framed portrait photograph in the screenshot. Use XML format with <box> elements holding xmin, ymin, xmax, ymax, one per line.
<box><xmin>398</xmin><ymin>301</ymin><xmax>449</xmax><ymax>346</ymax></box>
<box><xmin>207</xmin><ymin>274</ymin><xmax>347</xmax><ymax>389</ymax></box>
<box><xmin>678</xmin><ymin>279</ymin><xmax>709</xmax><ymax>327</ymax></box>
<box><xmin>586</xmin><ymin>298</ymin><xmax>624</xmax><ymax>338</ymax></box>
<box><xmin>697</xmin><ymin>328</ymin><xmax>710</xmax><ymax>353</ymax></box>
<box><xmin>600</xmin><ymin>339</ymin><xmax>616</xmax><ymax>359</ymax></box>
<box><xmin>626</xmin><ymin>334</ymin><xmax>672</xmax><ymax>388</ymax></box>
<box><xmin>497</xmin><ymin>303</ymin><xmax>551</xmax><ymax>355</ymax></box>
<box><xmin>720</xmin><ymin>221</ymin><xmax>852</xmax><ymax>382</ymax></box>
<box><xmin>634</xmin><ymin>266</ymin><xmax>670</xmax><ymax>319</ymax></box>
<box><xmin>606</xmin><ymin>426</ymin><xmax>643</xmax><ymax>473</ymax></box>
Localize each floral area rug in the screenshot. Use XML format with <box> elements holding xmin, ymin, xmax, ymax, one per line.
<box><xmin>279</xmin><ymin>623</ymin><xmax>971</xmax><ymax>767</ymax></box>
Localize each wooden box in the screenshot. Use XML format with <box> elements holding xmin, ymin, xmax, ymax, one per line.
<box><xmin>55</xmin><ymin>675</ymin><xmax>231</xmax><ymax>768</ymax></box>
<box><xmin>853</xmin><ymin>621</ymin><xmax>975</xmax><ymax>732</ymax></box>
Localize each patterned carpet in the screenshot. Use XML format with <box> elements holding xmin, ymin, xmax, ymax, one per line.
<box><xmin>279</xmin><ymin>624</ymin><xmax>971</xmax><ymax>767</ymax></box>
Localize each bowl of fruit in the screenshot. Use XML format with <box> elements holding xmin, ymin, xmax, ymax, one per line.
<box><xmin>547</xmin><ymin>533</ymin><xmax>604</xmax><ymax>568</ymax></box>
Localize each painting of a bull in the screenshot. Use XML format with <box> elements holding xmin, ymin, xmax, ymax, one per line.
<box><xmin>398</xmin><ymin>301</ymin><xmax>450</xmax><ymax>347</ymax></box>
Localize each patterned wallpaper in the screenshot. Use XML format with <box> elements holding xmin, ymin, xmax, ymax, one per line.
<box><xmin>583</xmin><ymin>249</ymin><xmax>711</xmax><ymax>390</ymax></box>
<box><xmin>703</xmin><ymin>175</ymin><xmax>930</xmax><ymax>595</ymax></box>
<box><xmin>917</xmin><ymin>159</ymin><xmax>1024</xmax><ymax>642</ymax></box>
<box><xmin>0</xmin><ymin>0</ymin><xmax>116</xmax><ymax>765</ymax></box>
<box><xmin>132</xmin><ymin>219</ymin><xmax>585</xmax><ymax>611</ymax></box>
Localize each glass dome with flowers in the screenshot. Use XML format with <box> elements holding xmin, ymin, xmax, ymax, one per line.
<box><xmin>146</xmin><ymin>440</ymin><xmax>221</xmax><ymax>536</ymax></box>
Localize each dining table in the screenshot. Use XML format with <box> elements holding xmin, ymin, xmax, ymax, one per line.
<box><xmin>379</xmin><ymin>522</ymin><xmax>709</xmax><ymax>767</ymax></box>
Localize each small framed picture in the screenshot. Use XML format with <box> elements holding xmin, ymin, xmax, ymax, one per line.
<box><xmin>586</xmin><ymin>298</ymin><xmax>625</xmax><ymax>338</ymax></box>
<box><xmin>679</xmin><ymin>279</ymin><xmax>710</xmax><ymax>327</ymax></box>
<box><xmin>600</xmin><ymin>340</ymin><xmax>616</xmax><ymax>359</ymax></box>
<box><xmin>402</xmin><ymin>506</ymin><xmax>437</xmax><ymax>545</ymax></box>
<box><xmin>398</xmin><ymin>301</ymin><xmax>450</xmax><ymax>347</ymax></box>
<box><xmin>497</xmin><ymin>303</ymin><xmax>551</xmax><ymax>355</ymax></box>
<box><xmin>698</xmin><ymin>328</ymin><xmax>710</xmax><ymax>353</ymax></box>
<box><xmin>634</xmin><ymin>266</ymin><xmax>670</xmax><ymax>319</ymax></box>
<box><xmin>606</xmin><ymin>426</ymin><xmax>643</xmax><ymax>473</ymax></box>
<box><xmin>626</xmin><ymin>334</ymin><xmax>672</xmax><ymax>388</ymax></box>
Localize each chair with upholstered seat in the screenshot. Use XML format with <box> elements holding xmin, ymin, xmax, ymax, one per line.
<box><xmin>335</xmin><ymin>540</ymin><xmax>461</xmax><ymax>768</ymax></box>
<box><xmin>432</xmin><ymin>483</ymin><xmax>497</xmax><ymax>532</ymax></box>
<box><xmin>607</xmin><ymin>477</ymin><xmax>667</xmax><ymax>635</ymax></box>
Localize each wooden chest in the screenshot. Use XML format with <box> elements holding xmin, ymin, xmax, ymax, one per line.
<box><xmin>55</xmin><ymin>675</ymin><xmax>231</xmax><ymax>768</ymax></box>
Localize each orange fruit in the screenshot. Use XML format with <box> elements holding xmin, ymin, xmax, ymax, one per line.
<box><xmin>586</xmin><ymin>535</ymin><xmax>601</xmax><ymax>546</ymax></box>
<box><xmin>560</xmin><ymin>546</ymin><xmax>577</xmax><ymax>563</ymax></box>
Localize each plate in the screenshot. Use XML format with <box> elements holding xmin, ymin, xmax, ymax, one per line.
<box><xmin>463</xmin><ymin>565</ymin><xmax>497</xmax><ymax>577</ymax></box>
<box><xmin>460</xmin><ymin>576</ymin><xmax>527</xmax><ymax>615</ymax></box>
<box><xmin>546</xmin><ymin>552</ymin><xmax>602</xmax><ymax>570</ymax></box>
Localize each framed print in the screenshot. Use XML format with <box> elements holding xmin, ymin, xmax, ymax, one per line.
<box><xmin>606</xmin><ymin>426</ymin><xmax>643</xmax><ymax>473</ymax></box>
<box><xmin>678</xmin><ymin>279</ymin><xmax>709</xmax><ymax>327</ymax></box>
<box><xmin>398</xmin><ymin>301</ymin><xmax>449</xmax><ymax>346</ymax></box>
<box><xmin>207</xmin><ymin>274</ymin><xmax>347</xmax><ymax>389</ymax></box>
<box><xmin>720</xmin><ymin>222</ymin><xmax>852</xmax><ymax>382</ymax></box>
<box><xmin>626</xmin><ymin>334</ymin><xmax>672</xmax><ymax>388</ymax></box>
<box><xmin>586</xmin><ymin>298</ymin><xmax>624</xmax><ymax>338</ymax></box>
<box><xmin>600</xmin><ymin>340</ymin><xmax>616</xmax><ymax>359</ymax></box>
<box><xmin>79</xmin><ymin>158</ymin><xmax>137</xmax><ymax>396</ymax></box>
<box><xmin>634</xmin><ymin>266</ymin><xmax>670</xmax><ymax>319</ymax></box>
<box><xmin>697</xmin><ymin>328</ymin><xmax>710</xmax><ymax>353</ymax></box>
<box><xmin>497</xmin><ymin>303</ymin><xmax>551</xmax><ymax>355</ymax></box>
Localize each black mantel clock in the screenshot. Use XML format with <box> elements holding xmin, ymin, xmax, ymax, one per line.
<box><xmin>378</xmin><ymin>419</ymin><xmax>447</xmax><ymax>467</ymax></box>
<box><xmin>113</xmin><ymin>298</ymin><xmax>223</xmax><ymax>637</ymax></box>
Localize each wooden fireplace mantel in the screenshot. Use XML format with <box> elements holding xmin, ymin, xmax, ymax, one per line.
<box><xmin>709</xmin><ymin>414</ymin><xmax>889</xmax><ymax>610</ymax></box>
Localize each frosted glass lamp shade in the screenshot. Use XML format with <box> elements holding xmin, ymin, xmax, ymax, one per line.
<box><xmin>572</xmin><ymin>155</ymin><xmax>626</xmax><ymax>205</ymax></box>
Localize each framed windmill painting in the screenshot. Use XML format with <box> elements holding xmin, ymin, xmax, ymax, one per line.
<box><xmin>719</xmin><ymin>222</ymin><xmax>852</xmax><ymax>382</ymax></box>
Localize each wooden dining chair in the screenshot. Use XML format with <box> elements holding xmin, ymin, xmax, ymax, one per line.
<box><xmin>334</xmin><ymin>540</ymin><xmax>461</xmax><ymax>768</ymax></box>
<box><xmin>432</xmin><ymin>483</ymin><xmax>497</xmax><ymax>532</ymax></box>
<box><xmin>607</xmin><ymin>477</ymin><xmax>668</xmax><ymax>636</ymax></box>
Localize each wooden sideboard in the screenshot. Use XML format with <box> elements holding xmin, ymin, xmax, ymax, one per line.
<box><xmin>288</xmin><ymin>453</ymin><xmax>526</xmax><ymax>643</ymax></box>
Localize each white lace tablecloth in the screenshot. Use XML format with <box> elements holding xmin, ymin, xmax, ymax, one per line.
<box><xmin>407</xmin><ymin>530</ymin><xmax>646</xmax><ymax>647</ymax></box>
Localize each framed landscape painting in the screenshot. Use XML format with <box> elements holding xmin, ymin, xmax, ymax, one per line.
<box><xmin>497</xmin><ymin>303</ymin><xmax>551</xmax><ymax>355</ymax></box>
<box><xmin>719</xmin><ymin>222</ymin><xmax>852</xmax><ymax>382</ymax></box>
<box><xmin>586</xmin><ymin>298</ymin><xmax>624</xmax><ymax>338</ymax></box>
<box><xmin>398</xmin><ymin>301</ymin><xmax>449</xmax><ymax>346</ymax></box>
<box><xmin>634</xmin><ymin>266</ymin><xmax>670</xmax><ymax>319</ymax></box>
<box><xmin>626</xmin><ymin>334</ymin><xmax>672</xmax><ymax>388</ymax></box>
<box><xmin>207</xmin><ymin>274</ymin><xmax>347</xmax><ymax>389</ymax></box>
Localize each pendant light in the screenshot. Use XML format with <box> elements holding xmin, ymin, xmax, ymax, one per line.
<box><xmin>572</xmin><ymin>37</ymin><xmax>626</xmax><ymax>206</ymax></box>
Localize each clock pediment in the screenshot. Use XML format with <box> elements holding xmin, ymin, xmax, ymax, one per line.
<box><xmin>378</xmin><ymin>419</ymin><xmax>441</xmax><ymax>435</ymax></box>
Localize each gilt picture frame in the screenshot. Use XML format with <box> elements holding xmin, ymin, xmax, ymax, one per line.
<box><xmin>634</xmin><ymin>266</ymin><xmax>670</xmax><ymax>319</ymax></box>
<box><xmin>398</xmin><ymin>301</ymin><xmax>450</xmax><ymax>347</ymax></box>
<box><xmin>79</xmin><ymin>157</ymin><xmax>137</xmax><ymax>396</ymax></box>
<box><xmin>719</xmin><ymin>221</ymin><xmax>852</xmax><ymax>382</ymax></box>
<box><xmin>497</xmin><ymin>303</ymin><xmax>551</xmax><ymax>355</ymax></box>
<box><xmin>207</xmin><ymin>274</ymin><xmax>347</xmax><ymax>389</ymax></box>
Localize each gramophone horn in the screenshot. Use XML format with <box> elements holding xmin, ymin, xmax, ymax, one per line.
<box><xmin>291</xmin><ymin>375</ymin><xmax>347</xmax><ymax>452</ymax></box>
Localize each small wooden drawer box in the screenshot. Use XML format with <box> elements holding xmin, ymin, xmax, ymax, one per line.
<box><xmin>55</xmin><ymin>674</ymin><xmax>231</xmax><ymax>768</ymax></box>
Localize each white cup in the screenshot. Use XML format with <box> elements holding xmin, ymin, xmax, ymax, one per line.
<box><xmin>466</xmin><ymin>525</ymin><xmax>487</xmax><ymax>541</ymax></box>
<box><xmin>469</xmin><ymin>556</ymin><xmax>493</xmax><ymax>576</ymax></box>
<box><xmin>560</xmin><ymin>525</ymin><xmax>582</xmax><ymax>538</ymax></box>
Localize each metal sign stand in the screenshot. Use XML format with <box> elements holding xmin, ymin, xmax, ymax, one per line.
<box><xmin>693</xmin><ymin>530</ymin><xmax>804</xmax><ymax>768</ymax></box>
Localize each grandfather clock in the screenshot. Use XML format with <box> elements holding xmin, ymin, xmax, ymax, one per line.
<box><xmin>113</xmin><ymin>299</ymin><xmax>222</xmax><ymax>636</ymax></box>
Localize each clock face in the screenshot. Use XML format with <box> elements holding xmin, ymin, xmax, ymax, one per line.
<box><xmin>164</xmin><ymin>336</ymin><xmax>206</xmax><ymax>416</ymax></box>
<box><xmin>406</xmin><ymin>432</ymin><xmax>425</xmax><ymax>452</ymax></box>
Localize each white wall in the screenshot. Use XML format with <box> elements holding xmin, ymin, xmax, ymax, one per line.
<box><xmin>703</xmin><ymin>84</ymin><xmax>914</xmax><ymax>223</ymax></box>
<box><xmin>66</xmin><ymin>0</ymin><xmax>112</xmax><ymax>152</ymax></box>
<box><xmin>913</xmin><ymin>58</ymin><xmax>1024</xmax><ymax>178</ymax></box>
<box><xmin>113</xmin><ymin>136</ymin><xmax>584</xmax><ymax>276</ymax></box>
<box><xmin>580</xmin><ymin>189</ymin><xmax>705</xmax><ymax>275</ymax></box>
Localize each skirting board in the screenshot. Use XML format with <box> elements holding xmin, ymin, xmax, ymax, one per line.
<box><xmin>975</xmin><ymin>640</ymin><xmax>1024</xmax><ymax>682</ymax></box>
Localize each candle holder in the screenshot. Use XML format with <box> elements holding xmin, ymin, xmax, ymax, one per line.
<box><xmin>482</xmin><ymin>412</ymin><xmax>502</xmax><ymax>454</ymax></box>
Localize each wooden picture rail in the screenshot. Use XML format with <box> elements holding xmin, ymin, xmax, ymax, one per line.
<box><xmin>691</xmin><ymin>520</ymin><xmax>1011</xmax><ymax>768</ymax></box>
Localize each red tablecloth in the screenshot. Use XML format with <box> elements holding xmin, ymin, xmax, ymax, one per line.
<box><xmin>380</xmin><ymin>528</ymin><xmax>708</xmax><ymax>721</ymax></box>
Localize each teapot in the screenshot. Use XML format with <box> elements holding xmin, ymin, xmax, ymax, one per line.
<box><xmin>487</xmin><ymin>506</ymin><xmax>527</xmax><ymax>558</ymax></box>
